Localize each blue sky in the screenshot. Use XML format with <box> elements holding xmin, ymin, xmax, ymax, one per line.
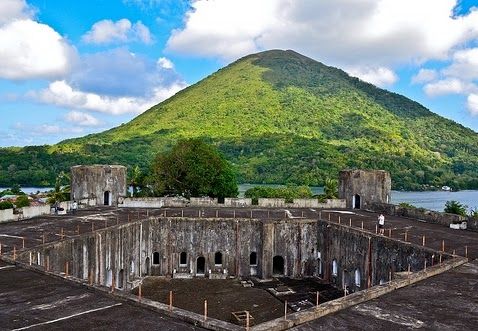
<box><xmin>1</xmin><ymin>0</ymin><xmax>478</xmax><ymax>147</ymax></box>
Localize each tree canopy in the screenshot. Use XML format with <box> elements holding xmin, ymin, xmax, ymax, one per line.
<box><xmin>151</xmin><ymin>139</ymin><xmax>238</xmax><ymax>198</ymax></box>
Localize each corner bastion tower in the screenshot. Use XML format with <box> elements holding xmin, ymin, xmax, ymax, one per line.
<box><xmin>338</xmin><ymin>169</ymin><xmax>391</xmax><ymax>209</ymax></box>
<box><xmin>70</xmin><ymin>165</ymin><xmax>127</xmax><ymax>206</ymax></box>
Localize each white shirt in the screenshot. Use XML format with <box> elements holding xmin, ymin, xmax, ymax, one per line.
<box><xmin>378</xmin><ymin>215</ymin><xmax>385</xmax><ymax>225</ymax></box>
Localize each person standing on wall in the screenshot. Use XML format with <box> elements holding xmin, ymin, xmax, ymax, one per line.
<box><xmin>72</xmin><ymin>200</ymin><xmax>78</xmax><ymax>214</ymax></box>
<box><xmin>378</xmin><ymin>214</ymin><xmax>385</xmax><ymax>235</ymax></box>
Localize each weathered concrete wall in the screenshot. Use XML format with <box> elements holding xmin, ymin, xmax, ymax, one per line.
<box><xmin>71</xmin><ymin>165</ymin><xmax>127</xmax><ymax>206</ymax></box>
<box><xmin>339</xmin><ymin>170</ymin><xmax>391</xmax><ymax>209</ymax></box>
<box><xmin>468</xmin><ymin>217</ymin><xmax>478</xmax><ymax>232</ymax></box>
<box><xmin>119</xmin><ymin>197</ymin><xmax>344</xmax><ymax>209</ymax></box>
<box><xmin>370</xmin><ymin>202</ymin><xmax>466</xmax><ymax>227</ymax></box>
<box><xmin>20</xmin><ymin>205</ymin><xmax>51</xmax><ymax>219</ymax></box>
<box><xmin>317</xmin><ymin>220</ymin><xmax>439</xmax><ymax>291</ymax></box>
<box><xmin>224</xmin><ymin>198</ymin><xmax>251</xmax><ymax>207</ymax></box>
<box><xmin>20</xmin><ymin>217</ymin><xmax>320</xmax><ymax>289</ymax></box>
<box><xmin>0</xmin><ymin>205</ymin><xmax>52</xmax><ymax>223</ymax></box>
<box><xmin>257</xmin><ymin>198</ymin><xmax>345</xmax><ymax>208</ymax></box>
<box><xmin>0</xmin><ymin>208</ymin><xmax>16</xmax><ymax>223</ymax></box>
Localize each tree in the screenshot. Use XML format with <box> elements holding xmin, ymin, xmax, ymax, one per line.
<box><xmin>47</xmin><ymin>171</ymin><xmax>70</xmax><ymax>204</ymax></box>
<box><xmin>151</xmin><ymin>139</ymin><xmax>238</xmax><ymax>198</ymax></box>
<box><xmin>444</xmin><ymin>200</ymin><xmax>467</xmax><ymax>216</ymax></box>
<box><xmin>15</xmin><ymin>195</ymin><xmax>30</xmax><ymax>208</ymax></box>
<box><xmin>323</xmin><ymin>178</ymin><xmax>338</xmax><ymax>199</ymax></box>
<box><xmin>129</xmin><ymin>165</ymin><xmax>142</xmax><ymax>197</ymax></box>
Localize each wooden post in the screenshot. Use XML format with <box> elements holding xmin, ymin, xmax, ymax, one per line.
<box><xmin>404</xmin><ymin>231</ymin><xmax>408</xmax><ymax>242</ymax></box>
<box><xmin>61</xmin><ymin>228</ymin><xmax>64</xmax><ymax>240</ymax></box>
<box><xmin>146</xmin><ymin>209</ymin><xmax>149</xmax><ymax>217</ymax></box>
<box><xmin>46</xmin><ymin>256</ymin><xmax>50</xmax><ymax>271</ymax></box>
<box><xmin>316</xmin><ymin>291</ymin><xmax>319</xmax><ymax>306</ymax></box>
<box><xmin>349</xmin><ymin>218</ymin><xmax>352</xmax><ymax>227</ymax></box>
<box><xmin>169</xmin><ymin>291</ymin><xmax>173</xmax><ymax>312</ymax></box>
<box><xmin>408</xmin><ymin>264</ymin><xmax>411</xmax><ymax>280</ymax></box>
<box><xmin>65</xmin><ymin>261</ymin><xmax>69</xmax><ymax>276</ymax></box>
<box><xmin>361</xmin><ymin>221</ymin><xmax>364</xmax><ymax>230</ymax></box>
<box><xmin>338</xmin><ymin>216</ymin><xmax>341</xmax><ymax>224</ymax></box>
<box><xmin>29</xmin><ymin>251</ymin><xmax>32</xmax><ymax>265</ymax></box>
<box><xmin>453</xmin><ymin>249</ymin><xmax>456</xmax><ymax>256</ymax></box>
<box><xmin>246</xmin><ymin>311</ymin><xmax>250</xmax><ymax>331</ymax></box>
<box><xmin>375</xmin><ymin>224</ymin><xmax>378</xmax><ymax>234</ymax></box>
<box><xmin>267</xmin><ymin>210</ymin><xmax>270</xmax><ymax>219</ymax></box>
<box><xmin>389</xmin><ymin>270</ymin><xmax>392</xmax><ymax>283</ymax></box>
<box><xmin>439</xmin><ymin>254</ymin><xmax>442</xmax><ymax>264</ymax></box>
<box><xmin>465</xmin><ymin>246</ymin><xmax>468</xmax><ymax>258</ymax></box>
<box><xmin>216</xmin><ymin>210</ymin><xmax>218</xmax><ymax>218</ymax></box>
<box><xmin>284</xmin><ymin>300</ymin><xmax>287</xmax><ymax>320</ymax></box>
<box><xmin>138</xmin><ymin>283</ymin><xmax>142</xmax><ymax>301</ymax></box>
<box><xmin>233</xmin><ymin>210</ymin><xmax>236</xmax><ymax>218</ymax></box>
<box><xmin>111</xmin><ymin>273</ymin><xmax>115</xmax><ymax>293</ymax></box>
<box><xmin>424</xmin><ymin>259</ymin><xmax>427</xmax><ymax>271</ymax></box>
<box><xmin>42</xmin><ymin>233</ymin><xmax>45</xmax><ymax>245</ymax></box>
<box><xmin>422</xmin><ymin>235</ymin><xmax>425</xmax><ymax>246</ymax></box>
<box><xmin>328</xmin><ymin>213</ymin><xmax>330</xmax><ymax>221</ymax></box>
<box><xmin>442</xmin><ymin>240</ymin><xmax>445</xmax><ymax>252</ymax></box>
<box><xmin>302</xmin><ymin>211</ymin><xmax>304</xmax><ymax>218</ymax></box>
<box><xmin>92</xmin><ymin>222</ymin><xmax>94</xmax><ymax>232</ymax></box>
<box><xmin>22</xmin><ymin>237</ymin><xmax>25</xmax><ymax>249</ymax></box>
<box><xmin>182</xmin><ymin>209</ymin><xmax>184</xmax><ymax>217</ymax></box>
<box><xmin>388</xmin><ymin>228</ymin><xmax>391</xmax><ymax>237</ymax></box>
<box><xmin>199</xmin><ymin>210</ymin><xmax>201</xmax><ymax>218</ymax></box>
<box><xmin>204</xmin><ymin>299</ymin><xmax>207</xmax><ymax>321</ymax></box>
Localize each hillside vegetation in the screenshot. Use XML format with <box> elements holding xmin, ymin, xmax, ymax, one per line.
<box><xmin>1</xmin><ymin>50</ymin><xmax>478</xmax><ymax>190</ymax></box>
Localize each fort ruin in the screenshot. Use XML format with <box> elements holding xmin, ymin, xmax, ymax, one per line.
<box><xmin>0</xmin><ymin>166</ymin><xmax>476</xmax><ymax>330</ymax></box>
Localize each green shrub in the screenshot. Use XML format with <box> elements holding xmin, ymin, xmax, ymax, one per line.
<box><xmin>398</xmin><ymin>202</ymin><xmax>415</xmax><ymax>209</ymax></box>
<box><xmin>444</xmin><ymin>200</ymin><xmax>467</xmax><ymax>216</ymax></box>
<box><xmin>0</xmin><ymin>201</ymin><xmax>14</xmax><ymax>210</ymax></box>
<box><xmin>15</xmin><ymin>195</ymin><xmax>30</xmax><ymax>208</ymax></box>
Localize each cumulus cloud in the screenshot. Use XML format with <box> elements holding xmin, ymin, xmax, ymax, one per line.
<box><xmin>157</xmin><ymin>57</ymin><xmax>174</xmax><ymax>69</ymax></box>
<box><xmin>468</xmin><ymin>94</ymin><xmax>478</xmax><ymax>115</ymax></box>
<box><xmin>64</xmin><ymin>111</ymin><xmax>101</xmax><ymax>126</ymax></box>
<box><xmin>347</xmin><ymin>66</ymin><xmax>398</xmax><ymax>87</ymax></box>
<box><xmin>424</xmin><ymin>78</ymin><xmax>476</xmax><ymax>96</ymax></box>
<box><xmin>412</xmin><ymin>69</ymin><xmax>438</xmax><ymax>84</ymax></box>
<box><xmin>0</xmin><ymin>0</ymin><xmax>33</xmax><ymax>24</ymax></box>
<box><xmin>33</xmin><ymin>80</ymin><xmax>186</xmax><ymax>115</ymax></box>
<box><xmin>0</xmin><ymin>1</ymin><xmax>75</xmax><ymax>80</ymax></box>
<box><xmin>167</xmin><ymin>0</ymin><xmax>478</xmax><ymax>67</ymax></box>
<box><xmin>12</xmin><ymin>122</ymin><xmax>84</xmax><ymax>136</ymax></box>
<box><xmin>443</xmin><ymin>48</ymin><xmax>478</xmax><ymax>81</ymax></box>
<box><xmin>82</xmin><ymin>18</ymin><xmax>152</xmax><ymax>44</ymax></box>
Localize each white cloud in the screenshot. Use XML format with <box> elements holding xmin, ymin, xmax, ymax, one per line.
<box><xmin>443</xmin><ymin>47</ymin><xmax>478</xmax><ymax>81</ymax></box>
<box><xmin>82</xmin><ymin>19</ymin><xmax>152</xmax><ymax>44</ymax></box>
<box><xmin>0</xmin><ymin>0</ymin><xmax>32</xmax><ymax>24</ymax></box>
<box><xmin>64</xmin><ymin>111</ymin><xmax>101</xmax><ymax>126</ymax></box>
<box><xmin>33</xmin><ymin>80</ymin><xmax>186</xmax><ymax>115</ymax></box>
<box><xmin>412</xmin><ymin>69</ymin><xmax>438</xmax><ymax>84</ymax></box>
<box><xmin>0</xmin><ymin>12</ymin><xmax>75</xmax><ymax>80</ymax></box>
<box><xmin>157</xmin><ymin>57</ymin><xmax>174</xmax><ymax>69</ymax></box>
<box><xmin>424</xmin><ymin>78</ymin><xmax>476</xmax><ymax>96</ymax></box>
<box><xmin>167</xmin><ymin>0</ymin><xmax>478</xmax><ymax>67</ymax></box>
<box><xmin>347</xmin><ymin>66</ymin><xmax>398</xmax><ymax>87</ymax></box>
<box><xmin>12</xmin><ymin>122</ymin><xmax>84</xmax><ymax>136</ymax></box>
<box><xmin>468</xmin><ymin>94</ymin><xmax>478</xmax><ymax>115</ymax></box>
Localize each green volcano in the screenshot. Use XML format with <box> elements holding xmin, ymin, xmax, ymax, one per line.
<box><xmin>2</xmin><ymin>50</ymin><xmax>478</xmax><ymax>190</ymax></box>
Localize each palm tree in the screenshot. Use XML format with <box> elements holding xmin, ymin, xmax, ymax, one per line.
<box><xmin>324</xmin><ymin>178</ymin><xmax>338</xmax><ymax>199</ymax></box>
<box><xmin>47</xmin><ymin>172</ymin><xmax>70</xmax><ymax>205</ymax></box>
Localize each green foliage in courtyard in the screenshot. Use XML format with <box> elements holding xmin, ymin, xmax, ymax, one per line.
<box><xmin>0</xmin><ymin>201</ymin><xmax>14</xmax><ymax>210</ymax></box>
<box><xmin>444</xmin><ymin>200</ymin><xmax>468</xmax><ymax>216</ymax></box>
<box><xmin>150</xmin><ymin>139</ymin><xmax>238</xmax><ymax>198</ymax></box>
<box><xmin>14</xmin><ymin>195</ymin><xmax>30</xmax><ymax>208</ymax></box>
<box><xmin>245</xmin><ymin>185</ymin><xmax>312</xmax><ymax>203</ymax></box>
<box><xmin>2</xmin><ymin>50</ymin><xmax>478</xmax><ymax>190</ymax></box>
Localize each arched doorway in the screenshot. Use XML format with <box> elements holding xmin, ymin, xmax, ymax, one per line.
<box><xmin>180</xmin><ymin>252</ymin><xmax>187</xmax><ymax>266</ymax></box>
<box><xmin>196</xmin><ymin>256</ymin><xmax>205</xmax><ymax>275</ymax></box>
<box><xmin>104</xmin><ymin>191</ymin><xmax>110</xmax><ymax>206</ymax></box>
<box><xmin>249</xmin><ymin>252</ymin><xmax>257</xmax><ymax>266</ymax></box>
<box><xmin>214</xmin><ymin>251</ymin><xmax>223</xmax><ymax>266</ymax></box>
<box><xmin>272</xmin><ymin>256</ymin><xmax>284</xmax><ymax>276</ymax></box>
<box><xmin>118</xmin><ymin>269</ymin><xmax>124</xmax><ymax>289</ymax></box>
<box><xmin>353</xmin><ymin>194</ymin><xmax>361</xmax><ymax>209</ymax></box>
<box><xmin>144</xmin><ymin>257</ymin><xmax>150</xmax><ymax>276</ymax></box>
<box><xmin>153</xmin><ymin>252</ymin><xmax>160</xmax><ymax>265</ymax></box>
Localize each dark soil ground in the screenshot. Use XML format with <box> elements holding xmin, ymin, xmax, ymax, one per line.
<box><xmin>135</xmin><ymin>276</ymin><xmax>343</xmax><ymax>325</ymax></box>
